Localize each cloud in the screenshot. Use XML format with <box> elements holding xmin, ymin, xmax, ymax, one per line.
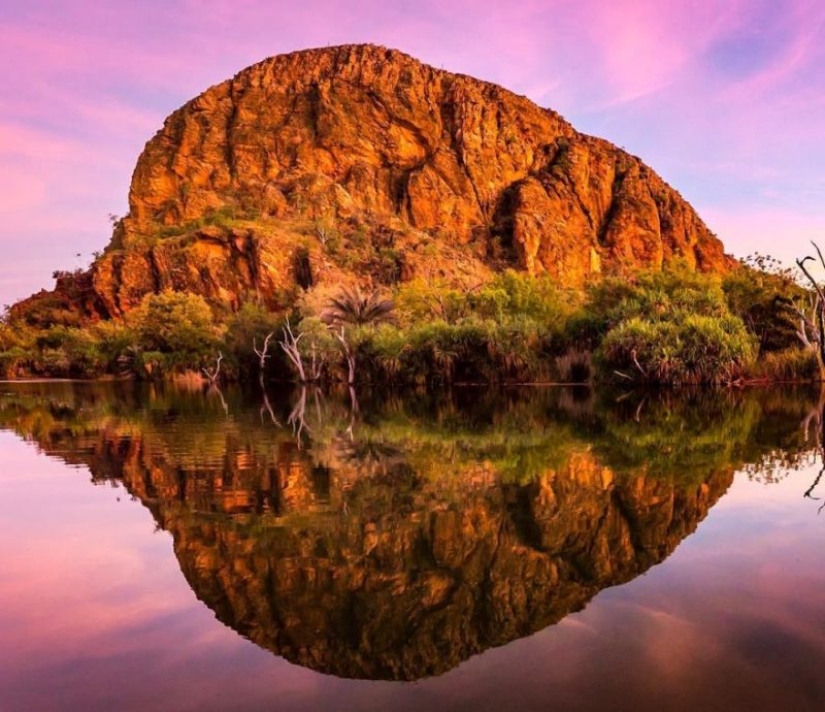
<box><xmin>0</xmin><ymin>0</ymin><xmax>823</xmax><ymax>307</ymax></box>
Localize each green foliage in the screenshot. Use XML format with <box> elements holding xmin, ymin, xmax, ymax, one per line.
<box><xmin>585</xmin><ymin>266</ymin><xmax>759</xmax><ymax>385</ymax></box>
<box><xmin>585</xmin><ymin>267</ymin><xmax>728</xmax><ymax>330</ymax></box>
<box><xmin>156</xmin><ymin>205</ymin><xmax>245</xmax><ymax>239</ymax></box>
<box><xmin>746</xmin><ymin>348</ymin><xmax>820</xmax><ymax>382</ymax></box>
<box><xmin>89</xmin><ymin>320</ymin><xmax>135</xmax><ymax>372</ymax></box>
<box><xmin>354</xmin><ymin>272</ymin><xmax>590</xmax><ymax>384</ymax></box>
<box><xmin>321</xmin><ymin>286</ymin><xmax>396</xmax><ymax>327</ymax></box>
<box><xmin>723</xmin><ymin>258</ymin><xmax>805</xmax><ymax>354</ymax></box>
<box><xmin>473</xmin><ymin>270</ymin><xmax>576</xmax><ymax>326</ymax></box>
<box><xmin>395</xmin><ymin>279</ymin><xmax>468</xmax><ymax>325</ymax></box>
<box><xmin>127</xmin><ymin>291</ymin><xmax>225</xmax><ymax>374</ymax></box>
<box><xmin>0</xmin><ymin>258</ymin><xmax>819</xmax><ymax>385</ymax></box>
<box><xmin>597</xmin><ymin>314</ymin><xmax>757</xmax><ymax>385</ymax></box>
<box><xmin>296</xmin><ymin>316</ymin><xmax>339</xmax><ymax>357</ymax></box>
<box><xmin>224</xmin><ymin>303</ymin><xmax>286</xmax><ymax>378</ymax></box>
<box><xmin>356</xmin><ymin>316</ymin><xmax>563</xmax><ymax>385</ymax></box>
<box><xmin>279</xmin><ymin>316</ymin><xmax>340</xmax><ymax>382</ymax></box>
<box><xmin>396</xmin><ymin>270</ymin><xmax>576</xmax><ymax>329</ymax></box>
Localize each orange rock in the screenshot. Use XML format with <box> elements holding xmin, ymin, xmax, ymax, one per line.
<box><xmin>13</xmin><ymin>44</ymin><xmax>733</xmax><ymax>320</ymax></box>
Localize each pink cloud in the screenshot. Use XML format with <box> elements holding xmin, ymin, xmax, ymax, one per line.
<box><xmin>0</xmin><ymin>0</ymin><xmax>823</xmax><ymax>307</ymax></box>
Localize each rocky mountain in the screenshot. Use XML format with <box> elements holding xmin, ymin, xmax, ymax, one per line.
<box><xmin>14</xmin><ymin>44</ymin><xmax>731</xmax><ymax>321</ymax></box>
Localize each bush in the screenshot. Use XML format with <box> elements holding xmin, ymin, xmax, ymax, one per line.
<box><xmin>597</xmin><ymin>314</ymin><xmax>757</xmax><ymax>385</ymax></box>
<box><xmin>224</xmin><ymin>303</ymin><xmax>286</xmax><ymax>379</ymax></box>
<box><xmin>127</xmin><ymin>291</ymin><xmax>225</xmax><ymax>375</ymax></box>
<box><xmin>723</xmin><ymin>263</ymin><xmax>805</xmax><ymax>354</ymax></box>
<box><xmin>746</xmin><ymin>348</ymin><xmax>820</xmax><ymax>382</ymax></box>
<box><xmin>585</xmin><ymin>267</ymin><xmax>728</xmax><ymax>332</ymax></box>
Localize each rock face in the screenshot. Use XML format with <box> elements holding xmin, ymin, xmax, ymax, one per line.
<box><xmin>18</xmin><ymin>44</ymin><xmax>731</xmax><ymax>319</ymax></box>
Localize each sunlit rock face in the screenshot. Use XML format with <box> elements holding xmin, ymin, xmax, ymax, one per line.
<box><xmin>12</xmin><ymin>44</ymin><xmax>731</xmax><ymax>320</ymax></box>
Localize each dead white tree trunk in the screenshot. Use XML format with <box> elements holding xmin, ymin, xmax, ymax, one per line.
<box><xmin>332</xmin><ymin>325</ymin><xmax>356</xmax><ymax>384</ymax></box>
<box><xmin>796</xmin><ymin>243</ymin><xmax>825</xmax><ymax>376</ymax></box>
<box><xmin>202</xmin><ymin>352</ymin><xmax>223</xmax><ymax>386</ymax></box>
<box><xmin>279</xmin><ymin>318</ymin><xmax>308</xmax><ymax>382</ymax></box>
<box><xmin>254</xmin><ymin>331</ymin><xmax>275</xmax><ymax>388</ymax></box>
<box><xmin>254</xmin><ymin>332</ymin><xmax>275</xmax><ymax>370</ymax></box>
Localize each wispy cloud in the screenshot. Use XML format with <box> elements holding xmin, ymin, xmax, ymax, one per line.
<box><xmin>0</xmin><ymin>0</ymin><xmax>823</xmax><ymax>306</ymax></box>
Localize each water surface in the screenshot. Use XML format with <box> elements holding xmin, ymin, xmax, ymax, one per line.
<box><xmin>0</xmin><ymin>383</ymin><xmax>823</xmax><ymax>711</ymax></box>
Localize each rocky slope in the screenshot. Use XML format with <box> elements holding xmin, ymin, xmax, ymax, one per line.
<box><xmin>14</xmin><ymin>44</ymin><xmax>731</xmax><ymax>320</ymax></box>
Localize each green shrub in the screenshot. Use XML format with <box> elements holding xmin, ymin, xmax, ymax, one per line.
<box><xmin>722</xmin><ymin>263</ymin><xmax>805</xmax><ymax>354</ymax></box>
<box><xmin>127</xmin><ymin>291</ymin><xmax>225</xmax><ymax>375</ymax></box>
<box><xmin>585</xmin><ymin>267</ymin><xmax>728</xmax><ymax>332</ymax></box>
<box><xmin>746</xmin><ymin>348</ymin><xmax>820</xmax><ymax>382</ymax></box>
<box><xmin>596</xmin><ymin>314</ymin><xmax>757</xmax><ymax>385</ymax></box>
<box><xmin>224</xmin><ymin>303</ymin><xmax>286</xmax><ymax>379</ymax></box>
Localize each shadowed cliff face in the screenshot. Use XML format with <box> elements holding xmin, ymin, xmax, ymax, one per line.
<box><xmin>14</xmin><ymin>45</ymin><xmax>731</xmax><ymax>319</ymax></box>
<box><xmin>7</xmin><ymin>385</ymin><xmax>817</xmax><ymax>680</ymax></box>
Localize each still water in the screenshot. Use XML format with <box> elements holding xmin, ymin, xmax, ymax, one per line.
<box><xmin>0</xmin><ymin>382</ymin><xmax>823</xmax><ymax>712</ymax></box>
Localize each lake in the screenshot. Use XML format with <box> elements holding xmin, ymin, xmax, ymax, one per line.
<box><xmin>0</xmin><ymin>381</ymin><xmax>823</xmax><ymax>712</ymax></box>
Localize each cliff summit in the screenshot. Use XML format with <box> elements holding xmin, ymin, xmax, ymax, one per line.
<box><xmin>17</xmin><ymin>44</ymin><xmax>732</xmax><ymax>320</ymax></box>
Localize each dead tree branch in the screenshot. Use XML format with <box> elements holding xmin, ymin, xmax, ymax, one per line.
<box><xmin>795</xmin><ymin>250</ymin><xmax>825</xmax><ymax>371</ymax></box>
<box><xmin>254</xmin><ymin>332</ymin><xmax>275</xmax><ymax>370</ymax></box>
<box><xmin>279</xmin><ymin>318</ymin><xmax>308</xmax><ymax>382</ymax></box>
<box><xmin>332</xmin><ymin>325</ymin><xmax>356</xmax><ymax>384</ymax></box>
<box><xmin>202</xmin><ymin>352</ymin><xmax>223</xmax><ymax>386</ymax></box>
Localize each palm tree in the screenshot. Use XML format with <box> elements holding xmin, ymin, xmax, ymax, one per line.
<box><xmin>321</xmin><ymin>286</ymin><xmax>396</xmax><ymax>327</ymax></box>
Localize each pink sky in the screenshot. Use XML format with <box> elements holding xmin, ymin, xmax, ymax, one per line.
<box><xmin>2</xmin><ymin>0</ymin><xmax>824</xmax><ymax>308</ymax></box>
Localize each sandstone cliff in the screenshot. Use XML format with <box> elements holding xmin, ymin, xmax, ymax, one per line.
<box><xmin>15</xmin><ymin>44</ymin><xmax>731</xmax><ymax>320</ymax></box>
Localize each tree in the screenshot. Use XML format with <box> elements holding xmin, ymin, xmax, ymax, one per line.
<box><xmin>128</xmin><ymin>291</ymin><xmax>224</xmax><ymax>370</ymax></box>
<box><xmin>321</xmin><ymin>286</ymin><xmax>395</xmax><ymax>327</ymax></box>
<box><xmin>279</xmin><ymin>317</ymin><xmax>337</xmax><ymax>382</ymax></box>
<box><xmin>794</xmin><ymin>242</ymin><xmax>825</xmax><ymax>378</ymax></box>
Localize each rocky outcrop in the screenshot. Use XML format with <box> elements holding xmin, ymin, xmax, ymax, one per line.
<box><xmin>14</xmin><ymin>44</ymin><xmax>732</xmax><ymax>320</ymax></box>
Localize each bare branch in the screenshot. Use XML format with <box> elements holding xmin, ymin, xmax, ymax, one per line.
<box><xmin>332</xmin><ymin>325</ymin><xmax>357</xmax><ymax>384</ymax></box>
<box><xmin>795</xmin><ymin>252</ymin><xmax>825</xmax><ymax>372</ymax></box>
<box><xmin>201</xmin><ymin>351</ymin><xmax>223</xmax><ymax>386</ymax></box>
<box><xmin>253</xmin><ymin>332</ymin><xmax>275</xmax><ymax>369</ymax></box>
<box><xmin>279</xmin><ymin>318</ymin><xmax>308</xmax><ymax>382</ymax></box>
<box><xmin>812</xmin><ymin>241</ymin><xmax>825</xmax><ymax>273</ymax></box>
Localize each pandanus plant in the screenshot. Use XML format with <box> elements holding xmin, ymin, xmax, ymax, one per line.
<box><xmin>319</xmin><ymin>286</ymin><xmax>396</xmax><ymax>385</ymax></box>
<box><xmin>320</xmin><ymin>286</ymin><xmax>396</xmax><ymax>327</ymax></box>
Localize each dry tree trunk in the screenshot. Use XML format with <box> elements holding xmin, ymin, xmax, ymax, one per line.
<box><xmin>253</xmin><ymin>331</ymin><xmax>275</xmax><ymax>384</ymax></box>
<box><xmin>202</xmin><ymin>352</ymin><xmax>223</xmax><ymax>386</ymax></box>
<box><xmin>279</xmin><ymin>318</ymin><xmax>309</xmax><ymax>382</ymax></box>
<box><xmin>795</xmin><ymin>242</ymin><xmax>825</xmax><ymax>378</ymax></box>
<box><xmin>332</xmin><ymin>326</ymin><xmax>356</xmax><ymax>385</ymax></box>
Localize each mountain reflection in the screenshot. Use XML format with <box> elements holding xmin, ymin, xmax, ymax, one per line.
<box><xmin>0</xmin><ymin>383</ymin><xmax>819</xmax><ymax>680</ymax></box>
